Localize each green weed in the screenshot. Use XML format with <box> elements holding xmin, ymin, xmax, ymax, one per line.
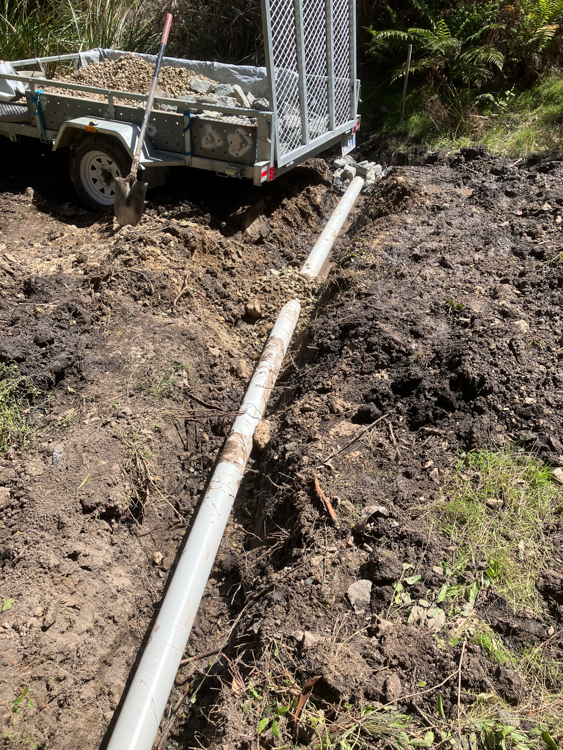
<box><xmin>12</xmin><ymin>686</ymin><xmax>33</xmax><ymax>714</ymax></box>
<box><xmin>0</xmin><ymin>363</ymin><xmax>36</xmax><ymax>453</ymax></box>
<box><xmin>437</xmin><ymin>448</ymin><xmax>563</xmax><ymax>614</ymax></box>
<box><xmin>444</xmin><ymin>299</ymin><xmax>465</xmax><ymax>313</ymax></box>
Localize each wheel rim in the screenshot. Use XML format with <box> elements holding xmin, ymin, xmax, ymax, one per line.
<box><xmin>79</xmin><ymin>150</ymin><xmax>123</xmax><ymax>206</ymax></box>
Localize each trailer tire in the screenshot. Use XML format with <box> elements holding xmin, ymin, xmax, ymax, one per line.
<box><xmin>70</xmin><ymin>135</ymin><xmax>131</xmax><ymax>211</ymax></box>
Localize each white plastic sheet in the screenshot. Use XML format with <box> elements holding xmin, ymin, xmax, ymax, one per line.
<box><xmin>78</xmin><ymin>48</ymin><xmax>269</xmax><ymax>98</ymax></box>
<box><xmin>0</xmin><ymin>63</ymin><xmax>28</xmax><ymax>102</ymax></box>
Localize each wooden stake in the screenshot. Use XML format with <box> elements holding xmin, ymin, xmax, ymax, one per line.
<box><xmin>400</xmin><ymin>44</ymin><xmax>413</xmax><ymax>123</ymax></box>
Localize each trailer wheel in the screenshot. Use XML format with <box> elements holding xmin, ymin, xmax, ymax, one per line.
<box><xmin>70</xmin><ymin>135</ymin><xmax>131</xmax><ymax>211</ymax></box>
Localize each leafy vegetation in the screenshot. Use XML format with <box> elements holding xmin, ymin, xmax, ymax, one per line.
<box><xmin>437</xmin><ymin>448</ymin><xmax>563</xmax><ymax>614</ymax></box>
<box><xmin>0</xmin><ymin>0</ymin><xmax>158</xmax><ymax>61</ymax></box>
<box><xmin>0</xmin><ymin>363</ymin><xmax>36</xmax><ymax>453</ymax></box>
<box><xmin>364</xmin><ymin>0</ymin><xmax>563</xmax><ymax>150</ymax></box>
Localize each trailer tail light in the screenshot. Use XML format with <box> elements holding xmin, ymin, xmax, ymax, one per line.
<box><xmin>270</xmin><ymin>166</ymin><xmax>275</xmax><ymax>181</ymax></box>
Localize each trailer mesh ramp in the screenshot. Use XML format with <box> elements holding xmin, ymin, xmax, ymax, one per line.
<box><xmin>264</xmin><ymin>0</ymin><xmax>355</xmax><ymax>166</ymax></box>
<box><xmin>0</xmin><ymin>102</ymin><xmax>31</xmax><ymax>123</ymax></box>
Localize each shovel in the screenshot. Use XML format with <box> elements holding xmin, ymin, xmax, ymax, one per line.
<box><xmin>114</xmin><ymin>12</ymin><xmax>173</xmax><ymax>226</ymax></box>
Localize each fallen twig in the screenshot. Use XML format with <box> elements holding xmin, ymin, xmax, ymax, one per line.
<box><xmin>183</xmin><ymin>390</ymin><xmax>223</xmax><ymax>410</ymax></box>
<box><xmin>294</xmin><ymin>675</ymin><xmax>321</xmax><ymax>726</ymax></box>
<box><xmin>457</xmin><ymin>635</ymin><xmax>467</xmax><ymax>715</ymax></box>
<box><xmin>171</xmin><ymin>264</ymin><xmax>191</xmax><ymax>308</ymax></box>
<box><xmin>179</xmin><ymin>647</ymin><xmax>222</xmax><ymax>666</ymax></box>
<box><xmin>316</xmin><ymin>408</ymin><xmax>397</xmax><ymax>468</ymax></box>
<box><xmin>313</xmin><ymin>474</ymin><xmax>338</xmax><ymax>523</ymax></box>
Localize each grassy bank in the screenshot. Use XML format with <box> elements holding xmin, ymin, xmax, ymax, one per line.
<box><xmin>360</xmin><ymin>69</ymin><xmax>563</xmax><ymax>160</ymax></box>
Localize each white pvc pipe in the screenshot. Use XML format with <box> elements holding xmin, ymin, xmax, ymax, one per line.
<box><xmin>107</xmin><ymin>299</ymin><xmax>301</xmax><ymax>750</ymax></box>
<box><xmin>301</xmin><ymin>174</ymin><xmax>364</xmax><ymax>277</ymax></box>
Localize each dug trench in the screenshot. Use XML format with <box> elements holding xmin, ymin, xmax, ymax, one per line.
<box><xmin>0</xmin><ymin>140</ymin><xmax>562</xmax><ymax>749</ymax></box>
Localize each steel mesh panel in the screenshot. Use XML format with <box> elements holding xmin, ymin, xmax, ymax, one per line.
<box><xmin>303</xmin><ymin>0</ymin><xmax>329</xmax><ymax>140</ymax></box>
<box><xmin>266</xmin><ymin>0</ymin><xmax>353</xmax><ymax>161</ymax></box>
<box><xmin>269</xmin><ymin>0</ymin><xmax>302</xmax><ymax>156</ymax></box>
<box><xmin>333</xmin><ymin>0</ymin><xmax>351</xmax><ymax>126</ymax></box>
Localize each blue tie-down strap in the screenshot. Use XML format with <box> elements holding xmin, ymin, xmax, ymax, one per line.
<box><xmin>30</xmin><ymin>90</ymin><xmax>48</xmax><ymax>143</ymax></box>
<box><xmin>183</xmin><ymin>110</ymin><xmax>193</xmax><ymax>156</ymax></box>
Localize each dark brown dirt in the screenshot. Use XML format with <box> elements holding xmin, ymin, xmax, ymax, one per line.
<box><xmin>0</xmin><ymin>138</ymin><xmax>562</xmax><ymax>749</ymax></box>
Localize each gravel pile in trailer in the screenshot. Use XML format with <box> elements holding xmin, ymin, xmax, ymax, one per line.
<box><xmin>54</xmin><ymin>54</ymin><xmax>270</xmax><ymax>115</ymax></box>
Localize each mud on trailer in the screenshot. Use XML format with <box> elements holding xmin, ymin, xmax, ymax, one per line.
<box><xmin>0</xmin><ymin>0</ymin><xmax>360</xmax><ymax>211</ymax></box>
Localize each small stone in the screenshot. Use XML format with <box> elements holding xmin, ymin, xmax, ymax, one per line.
<box><xmin>384</xmin><ymin>673</ymin><xmax>402</xmax><ymax>702</ymax></box>
<box><xmin>367</xmin><ymin>165</ymin><xmax>383</xmax><ymax>181</ymax></box>
<box><xmin>513</xmin><ymin>319</ymin><xmax>529</xmax><ymax>333</ymax></box>
<box><xmin>300</xmin><ymin>401</ymin><xmax>317</xmax><ymax>413</ymax></box>
<box><xmin>334</xmin><ymin>158</ymin><xmax>346</xmax><ymax>168</ymax></box>
<box><xmin>245</xmin><ymin>300</ymin><xmax>262</xmax><ymax>318</ymax></box>
<box><xmin>231</xmin><ymin>359</ymin><xmax>251</xmax><ymax>380</ymax></box>
<box><xmin>253</xmin><ymin>98</ymin><xmax>270</xmax><ymax>111</ymax></box>
<box><xmin>120</xmin><ymin>406</ymin><xmax>133</xmax><ymax>417</ymax></box>
<box><xmin>216</xmin><ymin>96</ymin><xmax>239</xmax><ymax>108</ymax></box>
<box><xmin>153</xmin><ymin>551</ymin><xmax>163</xmax><ymax>565</ymax></box>
<box><xmin>0</xmin><ymin>487</ymin><xmax>10</xmax><ymax>511</ymax></box>
<box><xmin>245</xmin><ymin>216</ymin><xmax>269</xmax><ymax>243</ymax></box>
<box><xmin>52</xmin><ymin>444</ymin><xmax>64</xmax><ymax>467</ymax></box>
<box><xmin>347</xmin><ymin>579</ymin><xmax>372</xmax><ymax>614</ymax></box>
<box><xmin>254</xmin><ymin>419</ymin><xmax>274</xmax><ymax>451</ymax></box>
<box><xmin>328</xmin><ymin>396</ymin><xmax>349</xmax><ymax>414</ymax></box>
<box><xmin>213</xmin><ymin>83</ymin><xmax>234</xmax><ymax>97</ymax></box>
<box><xmin>552</xmin><ymin>467</ymin><xmax>563</xmax><ymax>485</ymax></box>
<box><xmin>342</xmin><ymin>165</ymin><xmax>356</xmax><ymax>181</ymax></box>
<box><xmin>190</xmin><ymin>77</ymin><xmax>213</xmax><ymax>94</ymax></box>
<box><xmin>302</xmin><ymin>631</ymin><xmax>323</xmax><ymax>649</ymax></box>
<box><xmin>426</xmin><ymin>607</ymin><xmax>446</xmax><ymax>632</ymax></box>
<box><xmin>232</xmin><ymin>84</ymin><xmax>250</xmax><ymax>108</ymax></box>
<box><xmin>355</xmin><ymin>162</ymin><xmax>375</xmax><ymax>177</ymax></box>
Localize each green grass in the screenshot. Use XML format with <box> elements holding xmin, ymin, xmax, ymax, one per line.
<box><xmin>363</xmin><ymin>70</ymin><xmax>563</xmax><ymax>160</ymax></box>
<box><xmin>461</xmin><ymin>625</ymin><xmax>563</xmax><ymax>747</ymax></box>
<box><xmin>438</xmin><ymin>448</ymin><xmax>563</xmax><ymax>615</ymax></box>
<box><xmin>0</xmin><ymin>363</ymin><xmax>36</xmax><ymax>453</ymax></box>
<box><xmin>0</xmin><ymin>0</ymin><xmax>157</xmax><ymax>61</ymax></box>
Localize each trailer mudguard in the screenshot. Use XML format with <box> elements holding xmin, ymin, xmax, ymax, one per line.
<box><xmin>53</xmin><ymin>117</ymin><xmax>185</xmax><ymax>167</ymax></box>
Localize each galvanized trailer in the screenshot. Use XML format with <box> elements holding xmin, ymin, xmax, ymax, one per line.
<box><xmin>0</xmin><ymin>0</ymin><xmax>360</xmax><ymax>211</ymax></box>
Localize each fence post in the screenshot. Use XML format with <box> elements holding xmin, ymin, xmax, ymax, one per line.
<box><xmin>400</xmin><ymin>43</ymin><xmax>413</xmax><ymax>123</ymax></box>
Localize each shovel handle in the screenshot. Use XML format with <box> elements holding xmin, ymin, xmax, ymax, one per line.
<box><xmin>130</xmin><ymin>13</ymin><xmax>173</xmax><ymax>175</ymax></box>
<box><xmin>161</xmin><ymin>13</ymin><xmax>172</xmax><ymax>45</ymax></box>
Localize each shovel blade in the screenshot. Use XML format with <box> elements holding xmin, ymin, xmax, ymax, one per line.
<box><xmin>114</xmin><ymin>177</ymin><xmax>148</xmax><ymax>227</ymax></box>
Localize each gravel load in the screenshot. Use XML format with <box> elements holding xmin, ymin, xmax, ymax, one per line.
<box><xmin>54</xmin><ymin>54</ymin><xmax>269</xmax><ymax>114</ymax></box>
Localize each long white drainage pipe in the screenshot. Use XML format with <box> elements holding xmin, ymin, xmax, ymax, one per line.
<box><xmin>107</xmin><ymin>173</ymin><xmax>365</xmax><ymax>750</ymax></box>
<box><xmin>107</xmin><ymin>299</ymin><xmax>300</xmax><ymax>750</ymax></box>
<box><xmin>301</xmin><ymin>175</ymin><xmax>365</xmax><ymax>277</ymax></box>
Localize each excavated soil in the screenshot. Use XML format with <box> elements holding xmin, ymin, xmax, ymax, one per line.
<box><xmin>0</xmin><ymin>138</ymin><xmax>562</xmax><ymax>750</ymax></box>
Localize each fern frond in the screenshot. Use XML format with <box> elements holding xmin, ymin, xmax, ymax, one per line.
<box><xmin>460</xmin><ymin>46</ymin><xmax>504</xmax><ymax>71</ymax></box>
<box><xmin>464</xmin><ymin>23</ymin><xmax>506</xmax><ymax>43</ymax></box>
<box><xmin>370</xmin><ymin>28</ymin><xmax>412</xmax><ymax>42</ymax></box>
<box><xmin>436</xmin><ymin>18</ymin><xmax>451</xmax><ymax>40</ymax></box>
